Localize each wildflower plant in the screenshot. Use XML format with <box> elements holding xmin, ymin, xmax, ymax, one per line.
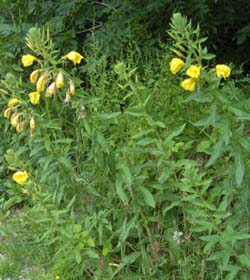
<box><xmin>167</xmin><ymin>13</ymin><xmax>250</xmax><ymax>279</ymax></box>
<box><xmin>1</xmin><ymin>13</ymin><xmax>250</xmax><ymax>280</ymax></box>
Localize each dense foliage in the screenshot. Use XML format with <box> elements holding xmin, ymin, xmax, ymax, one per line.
<box><xmin>0</xmin><ymin>2</ymin><xmax>250</xmax><ymax>280</ymax></box>
<box><xmin>1</xmin><ymin>0</ymin><xmax>250</xmax><ymax>70</ymax></box>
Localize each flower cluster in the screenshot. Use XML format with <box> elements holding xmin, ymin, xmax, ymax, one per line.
<box><xmin>3</xmin><ymin>51</ymin><xmax>83</xmax><ymax>137</ymax></box>
<box><xmin>169</xmin><ymin>58</ymin><xmax>231</xmax><ymax>91</ymax></box>
<box><xmin>23</xmin><ymin>51</ymin><xmax>82</xmax><ymax>105</ymax></box>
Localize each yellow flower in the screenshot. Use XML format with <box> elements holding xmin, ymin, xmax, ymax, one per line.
<box><xmin>4</xmin><ymin>107</ymin><xmax>12</xmax><ymax>118</ymax></box>
<box><xmin>181</xmin><ymin>78</ymin><xmax>196</xmax><ymax>91</ymax></box>
<box><xmin>21</xmin><ymin>54</ymin><xmax>37</xmax><ymax>67</ymax></box>
<box><xmin>55</xmin><ymin>276</ymin><xmax>60</xmax><ymax>280</ymax></box>
<box><xmin>16</xmin><ymin>121</ymin><xmax>25</xmax><ymax>133</ymax></box>
<box><xmin>12</xmin><ymin>171</ymin><xmax>29</xmax><ymax>185</ymax></box>
<box><xmin>216</xmin><ymin>64</ymin><xmax>231</xmax><ymax>79</ymax></box>
<box><xmin>29</xmin><ymin>91</ymin><xmax>40</xmax><ymax>105</ymax></box>
<box><xmin>30</xmin><ymin>69</ymin><xmax>40</xmax><ymax>84</ymax></box>
<box><xmin>169</xmin><ymin>58</ymin><xmax>185</xmax><ymax>74</ymax></box>
<box><xmin>56</xmin><ymin>72</ymin><xmax>64</xmax><ymax>89</ymax></box>
<box><xmin>10</xmin><ymin>113</ymin><xmax>21</xmax><ymax>127</ymax></box>
<box><xmin>8</xmin><ymin>98</ymin><xmax>19</xmax><ymax>108</ymax></box>
<box><xmin>36</xmin><ymin>73</ymin><xmax>47</xmax><ymax>92</ymax></box>
<box><xmin>65</xmin><ymin>51</ymin><xmax>83</xmax><ymax>65</ymax></box>
<box><xmin>186</xmin><ymin>65</ymin><xmax>201</xmax><ymax>78</ymax></box>
<box><xmin>45</xmin><ymin>82</ymin><xmax>57</xmax><ymax>97</ymax></box>
<box><xmin>69</xmin><ymin>80</ymin><xmax>75</xmax><ymax>95</ymax></box>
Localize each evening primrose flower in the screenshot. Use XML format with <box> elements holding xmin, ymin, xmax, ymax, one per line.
<box><xmin>30</xmin><ymin>69</ymin><xmax>40</xmax><ymax>84</ymax></box>
<box><xmin>12</xmin><ymin>171</ymin><xmax>28</xmax><ymax>185</ymax></box>
<box><xmin>56</xmin><ymin>72</ymin><xmax>64</xmax><ymax>89</ymax></box>
<box><xmin>4</xmin><ymin>107</ymin><xmax>12</xmax><ymax>118</ymax></box>
<box><xmin>216</xmin><ymin>64</ymin><xmax>231</xmax><ymax>79</ymax></box>
<box><xmin>46</xmin><ymin>82</ymin><xmax>57</xmax><ymax>97</ymax></box>
<box><xmin>181</xmin><ymin>78</ymin><xmax>196</xmax><ymax>91</ymax></box>
<box><xmin>29</xmin><ymin>91</ymin><xmax>40</xmax><ymax>105</ymax></box>
<box><xmin>65</xmin><ymin>51</ymin><xmax>83</xmax><ymax>65</ymax></box>
<box><xmin>186</xmin><ymin>65</ymin><xmax>201</xmax><ymax>78</ymax></box>
<box><xmin>8</xmin><ymin>98</ymin><xmax>19</xmax><ymax>108</ymax></box>
<box><xmin>22</xmin><ymin>54</ymin><xmax>37</xmax><ymax>67</ymax></box>
<box><xmin>169</xmin><ymin>58</ymin><xmax>185</xmax><ymax>74</ymax></box>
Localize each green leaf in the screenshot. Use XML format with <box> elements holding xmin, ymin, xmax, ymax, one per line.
<box><xmin>153</xmin><ymin>121</ymin><xmax>166</xmax><ymax>128</ymax></box>
<box><xmin>75</xmin><ymin>249</ymin><xmax>81</xmax><ymax>264</ymax></box>
<box><xmin>234</xmin><ymin>151</ymin><xmax>245</xmax><ymax>186</ymax></box>
<box><xmin>84</xmin><ymin>249</ymin><xmax>99</xmax><ymax>259</ymax></box>
<box><xmin>73</xmin><ymin>224</ymin><xmax>82</xmax><ymax>233</ymax></box>
<box><xmin>158</xmin><ymin>168</ymin><xmax>170</xmax><ymax>184</ymax></box>
<box><xmin>238</xmin><ymin>255</ymin><xmax>250</xmax><ymax>267</ymax></box>
<box><xmin>102</xmin><ymin>241</ymin><xmax>113</xmax><ymax>256</ymax></box>
<box><xmin>117</xmin><ymin>162</ymin><xmax>132</xmax><ymax>189</ymax></box>
<box><xmin>205</xmin><ymin>138</ymin><xmax>225</xmax><ymax>168</ymax></box>
<box><xmin>86</xmin><ymin>238</ymin><xmax>95</xmax><ymax>247</ymax></box>
<box><xmin>228</xmin><ymin>106</ymin><xmax>250</xmax><ymax>120</ymax></box>
<box><xmin>131</xmin><ymin>129</ymin><xmax>154</xmax><ymax>139</ymax></box>
<box><xmin>139</xmin><ymin>186</ymin><xmax>155</xmax><ymax>208</ymax></box>
<box><xmin>202</xmin><ymin>52</ymin><xmax>216</xmax><ymax>60</ymax></box>
<box><xmin>94</xmin><ymin>112</ymin><xmax>121</xmax><ymax>120</ymax></box>
<box><xmin>197</xmin><ymin>140</ymin><xmax>212</xmax><ymax>153</ymax></box>
<box><xmin>122</xmin><ymin>252</ymin><xmax>141</xmax><ymax>265</ymax></box>
<box><xmin>115</xmin><ymin>178</ymin><xmax>129</xmax><ymax>203</ymax></box>
<box><xmin>165</xmin><ymin>123</ymin><xmax>186</xmax><ymax>142</ymax></box>
<box><xmin>137</xmin><ymin>137</ymin><xmax>158</xmax><ymax>146</ymax></box>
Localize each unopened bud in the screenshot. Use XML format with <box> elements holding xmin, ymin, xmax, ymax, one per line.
<box><xmin>4</xmin><ymin>107</ymin><xmax>12</xmax><ymax>118</ymax></box>
<box><xmin>56</xmin><ymin>72</ymin><xmax>64</xmax><ymax>89</ymax></box>
<box><xmin>16</xmin><ymin>121</ymin><xmax>25</xmax><ymax>133</ymax></box>
<box><xmin>69</xmin><ymin>80</ymin><xmax>75</xmax><ymax>95</ymax></box>
<box><xmin>46</xmin><ymin>82</ymin><xmax>57</xmax><ymax>97</ymax></box>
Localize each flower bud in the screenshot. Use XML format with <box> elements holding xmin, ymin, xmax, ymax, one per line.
<box><xmin>30</xmin><ymin>69</ymin><xmax>40</xmax><ymax>84</ymax></box>
<box><xmin>64</xmin><ymin>91</ymin><xmax>71</xmax><ymax>103</ymax></box>
<box><xmin>16</xmin><ymin>121</ymin><xmax>25</xmax><ymax>133</ymax></box>
<box><xmin>56</xmin><ymin>72</ymin><xmax>64</xmax><ymax>89</ymax></box>
<box><xmin>45</xmin><ymin>82</ymin><xmax>57</xmax><ymax>97</ymax></box>
<box><xmin>36</xmin><ymin>72</ymin><xmax>48</xmax><ymax>92</ymax></box>
<box><xmin>29</xmin><ymin>116</ymin><xmax>35</xmax><ymax>130</ymax></box>
<box><xmin>69</xmin><ymin>80</ymin><xmax>75</xmax><ymax>95</ymax></box>
<box><xmin>29</xmin><ymin>116</ymin><xmax>35</xmax><ymax>137</ymax></box>
<box><xmin>10</xmin><ymin>113</ymin><xmax>21</xmax><ymax>127</ymax></box>
<box><xmin>4</xmin><ymin>107</ymin><xmax>12</xmax><ymax>118</ymax></box>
